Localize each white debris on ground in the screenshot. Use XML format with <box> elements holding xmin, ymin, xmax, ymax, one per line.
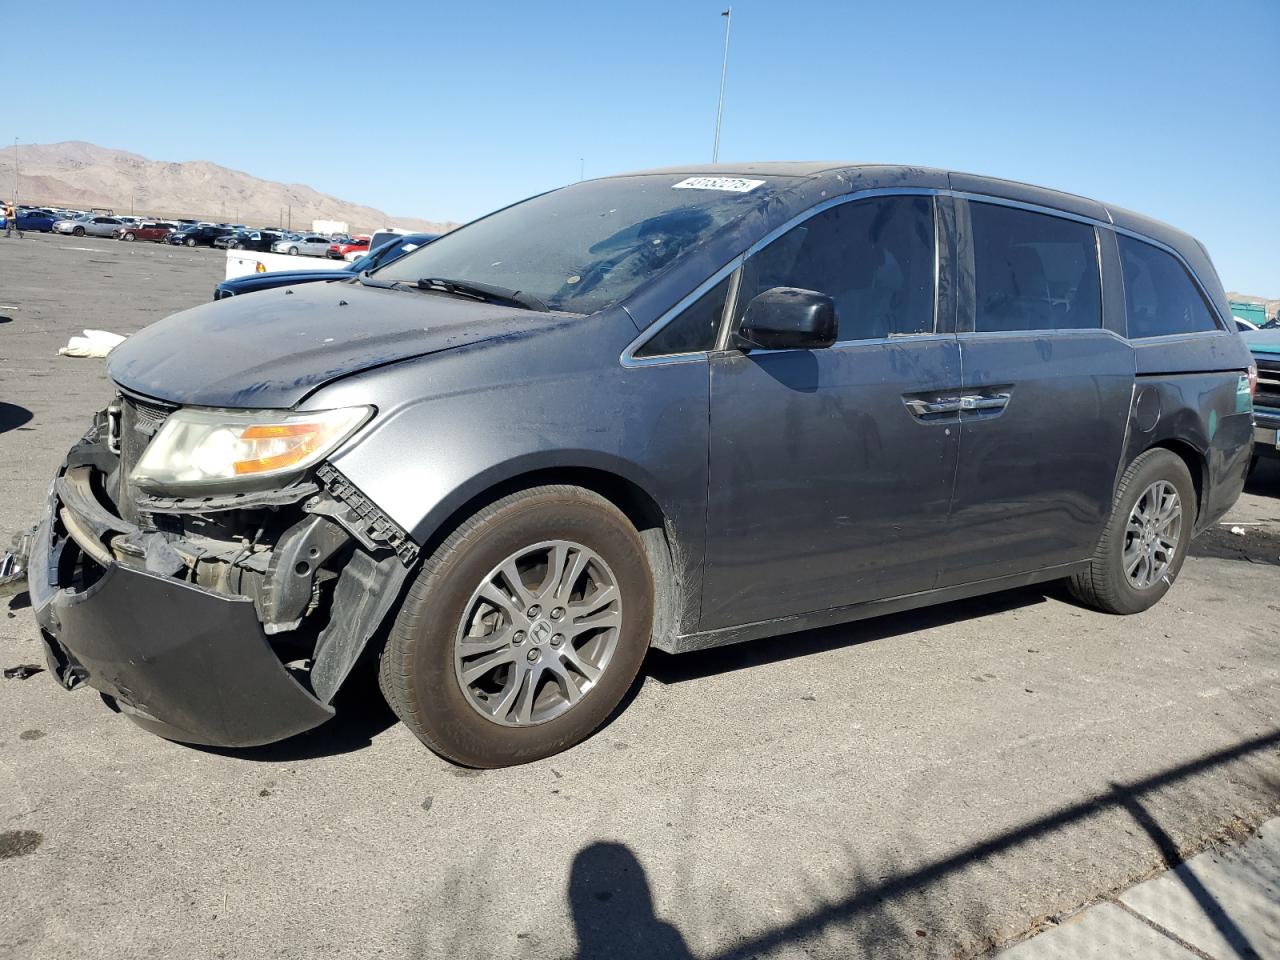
<box><xmin>58</xmin><ymin>329</ymin><xmax>126</xmax><ymax>358</ymax></box>
<box><xmin>1229</xmin><ymin>525</ymin><xmax>1247</xmax><ymax>536</ymax></box>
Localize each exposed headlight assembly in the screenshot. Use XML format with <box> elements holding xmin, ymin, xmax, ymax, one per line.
<box><xmin>131</xmin><ymin>406</ymin><xmax>372</xmax><ymax>490</ymax></box>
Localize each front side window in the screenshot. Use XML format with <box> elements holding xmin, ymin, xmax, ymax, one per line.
<box><xmin>733</xmin><ymin>195</ymin><xmax>936</xmax><ymax>341</ymax></box>
<box><xmin>376</xmin><ymin>174</ymin><xmax>802</xmax><ymax>315</ymax></box>
<box><xmin>1118</xmin><ymin>235</ymin><xmax>1220</xmax><ymax>338</ymax></box>
<box><xmin>634</xmin><ymin>274</ymin><xmax>732</xmax><ymax>358</ymax></box>
<box><xmin>971</xmin><ymin>202</ymin><xmax>1101</xmax><ymax>332</ymax></box>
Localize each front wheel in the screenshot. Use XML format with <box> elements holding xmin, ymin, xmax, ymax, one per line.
<box><xmin>379</xmin><ymin>485</ymin><xmax>653</xmax><ymax>767</ymax></box>
<box><xmin>185</xmin><ymin>237</ymin><xmax>196</xmax><ymax>247</ymax></box>
<box><xmin>72</xmin><ymin>226</ymin><xmax>85</xmax><ymax>236</ymax></box>
<box><xmin>288</xmin><ymin>246</ymin><xmax>299</xmax><ymax>255</ymax></box>
<box><xmin>123</xmin><ymin>232</ymin><xmax>135</xmax><ymax>242</ymax></box>
<box><xmin>1067</xmin><ymin>448</ymin><xmax>1195</xmax><ymax>615</ymax></box>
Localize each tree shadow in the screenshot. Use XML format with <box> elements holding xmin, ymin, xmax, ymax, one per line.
<box><xmin>0</xmin><ymin>402</ymin><xmax>33</xmax><ymax>433</ymax></box>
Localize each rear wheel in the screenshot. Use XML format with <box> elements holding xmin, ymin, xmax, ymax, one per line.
<box><xmin>378</xmin><ymin>485</ymin><xmax>653</xmax><ymax>767</ymax></box>
<box><xmin>1068</xmin><ymin>448</ymin><xmax>1195</xmax><ymax>615</ymax></box>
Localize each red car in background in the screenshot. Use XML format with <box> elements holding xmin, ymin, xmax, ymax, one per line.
<box><xmin>115</xmin><ymin>222</ymin><xmax>176</xmax><ymax>243</ymax></box>
<box><xmin>327</xmin><ymin>236</ymin><xmax>370</xmax><ymax>260</ymax></box>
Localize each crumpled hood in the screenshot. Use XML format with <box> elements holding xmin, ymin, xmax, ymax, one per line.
<box><xmin>109</xmin><ymin>280</ymin><xmax>557</xmax><ymax>408</ymax></box>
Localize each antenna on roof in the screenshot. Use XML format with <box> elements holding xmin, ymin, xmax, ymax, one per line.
<box><xmin>712</xmin><ymin>8</ymin><xmax>732</xmax><ymax>163</ymax></box>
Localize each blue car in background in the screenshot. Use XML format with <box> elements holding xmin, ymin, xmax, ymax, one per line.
<box><xmin>213</xmin><ymin>231</ymin><xmax>438</xmax><ymax>299</ymax></box>
<box><xmin>0</xmin><ymin>209</ymin><xmax>59</xmax><ymax>232</ymax></box>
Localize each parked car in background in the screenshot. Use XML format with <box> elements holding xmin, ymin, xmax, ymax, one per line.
<box><xmin>213</xmin><ymin>232</ymin><xmax>438</xmax><ymax>299</ymax></box>
<box><xmin>216</xmin><ymin>230</ymin><xmax>283</xmax><ymax>252</ymax></box>
<box><xmin>1</xmin><ymin>209</ymin><xmax>59</xmax><ymax>232</ymax></box>
<box><xmin>54</xmin><ymin>214</ymin><xmax>124</xmax><ymax>237</ymax></box>
<box><xmin>1241</xmin><ymin>329</ymin><xmax>1280</xmax><ymax>467</ymax></box>
<box><xmin>272</xmin><ymin>234</ymin><xmax>332</xmax><ymax>257</ymax></box>
<box><xmin>115</xmin><ymin>222</ymin><xmax>175</xmax><ymax>243</ymax></box>
<box><xmin>168</xmin><ymin>225</ymin><xmax>233</xmax><ymax>247</ymax></box>
<box><xmin>327</xmin><ymin>236</ymin><xmax>369</xmax><ymax>260</ymax></box>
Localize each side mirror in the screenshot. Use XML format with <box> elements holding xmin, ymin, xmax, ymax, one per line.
<box><xmin>734</xmin><ymin>287</ymin><xmax>837</xmax><ymax>351</ymax></box>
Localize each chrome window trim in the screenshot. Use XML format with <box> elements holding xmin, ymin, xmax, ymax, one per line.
<box><xmin>619</xmin><ymin>186</ymin><xmax>1227</xmax><ymax>367</ymax></box>
<box><xmin>620</xmin><ymin>255</ymin><xmax>743</xmax><ymax>368</ymax></box>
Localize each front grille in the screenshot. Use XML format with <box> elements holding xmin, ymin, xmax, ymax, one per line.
<box><xmin>116</xmin><ymin>393</ymin><xmax>177</xmax><ymax>523</ymax></box>
<box><xmin>1256</xmin><ymin>358</ymin><xmax>1280</xmax><ymax>411</ymax></box>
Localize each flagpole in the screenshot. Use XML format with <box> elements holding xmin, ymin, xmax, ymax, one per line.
<box><xmin>712</xmin><ymin>7</ymin><xmax>732</xmax><ymax>163</ymax></box>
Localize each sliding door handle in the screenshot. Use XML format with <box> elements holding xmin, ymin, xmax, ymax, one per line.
<box><xmin>904</xmin><ymin>397</ymin><xmax>964</xmax><ymax>417</ymax></box>
<box><xmin>959</xmin><ymin>393</ymin><xmax>1010</xmax><ymax>412</ymax></box>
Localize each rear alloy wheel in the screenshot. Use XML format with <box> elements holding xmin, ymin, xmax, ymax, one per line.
<box><xmin>379</xmin><ymin>485</ymin><xmax>653</xmax><ymax>767</ymax></box>
<box><xmin>1068</xmin><ymin>448</ymin><xmax>1195</xmax><ymax>615</ymax></box>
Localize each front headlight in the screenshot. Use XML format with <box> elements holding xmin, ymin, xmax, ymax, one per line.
<box><xmin>131</xmin><ymin>406</ymin><xmax>372</xmax><ymax>490</ymax></box>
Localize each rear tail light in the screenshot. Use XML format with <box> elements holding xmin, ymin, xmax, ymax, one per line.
<box><xmin>1248</xmin><ymin>363</ymin><xmax>1258</xmax><ymax>400</ymax></box>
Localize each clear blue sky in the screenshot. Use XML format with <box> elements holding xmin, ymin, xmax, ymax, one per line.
<box><xmin>6</xmin><ymin>0</ymin><xmax>1278</xmax><ymax>293</ymax></box>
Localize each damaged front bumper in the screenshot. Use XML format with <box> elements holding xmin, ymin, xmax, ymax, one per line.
<box><xmin>19</xmin><ymin>396</ymin><xmax>415</xmax><ymax>748</ymax></box>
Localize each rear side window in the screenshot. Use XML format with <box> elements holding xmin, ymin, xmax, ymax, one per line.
<box><xmin>735</xmin><ymin>195</ymin><xmax>936</xmax><ymax>341</ymax></box>
<box><xmin>1118</xmin><ymin>235</ymin><xmax>1220</xmax><ymax>338</ymax></box>
<box><xmin>634</xmin><ymin>275</ymin><xmax>731</xmax><ymax>358</ymax></box>
<box><xmin>971</xmin><ymin>202</ymin><xmax>1101</xmax><ymax>332</ymax></box>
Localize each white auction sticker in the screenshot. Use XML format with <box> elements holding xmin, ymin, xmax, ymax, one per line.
<box><xmin>672</xmin><ymin>176</ymin><xmax>765</xmax><ymax>193</ymax></box>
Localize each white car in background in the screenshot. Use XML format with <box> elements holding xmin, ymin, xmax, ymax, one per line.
<box><xmin>53</xmin><ymin>214</ymin><xmax>124</xmax><ymax>237</ymax></box>
<box><xmin>271</xmin><ymin>234</ymin><xmax>332</xmax><ymax>257</ymax></box>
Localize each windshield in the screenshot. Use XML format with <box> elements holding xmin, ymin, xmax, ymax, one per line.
<box><xmin>374</xmin><ymin>174</ymin><xmax>798</xmax><ymax>314</ymax></box>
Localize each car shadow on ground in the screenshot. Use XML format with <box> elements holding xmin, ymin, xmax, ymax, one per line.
<box><xmin>193</xmin><ymin>663</ymin><xmax>399</xmax><ymax>763</ymax></box>
<box><xmin>644</xmin><ymin>585</ymin><xmax>1051</xmax><ymax>686</ymax></box>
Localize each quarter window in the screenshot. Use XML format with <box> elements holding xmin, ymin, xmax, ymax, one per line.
<box><xmin>634</xmin><ymin>274</ymin><xmax>731</xmax><ymax>358</ymax></box>
<box><xmin>971</xmin><ymin>202</ymin><xmax>1101</xmax><ymax>332</ymax></box>
<box><xmin>735</xmin><ymin>195</ymin><xmax>936</xmax><ymax>341</ymax></box>
<box><xmin>1118</xmin><ymin>235</ymin><xmax>1220</xmax><ymax>338</ymax></box>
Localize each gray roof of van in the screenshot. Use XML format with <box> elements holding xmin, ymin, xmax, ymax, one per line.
<box><xmin>613</xmin><ymin>162</ymin><xmax>1224</xmax><ymax>312</ymax></box>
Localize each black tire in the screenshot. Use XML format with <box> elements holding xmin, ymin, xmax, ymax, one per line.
<box><xmin>288</xmin><ymin>246</ymin><xmax>299</xmax><ymax>255</ymax></box>
<box><xmin>378</xmin><ymin>485</ymin><xmax>653</xmax><ymax>767</ymax></box>
<box><xmin>123</xmin><ymin>232</ymin><xmax>135</xmax><ymax>242</ymax></box>
<box><xmin>186</xmin><ymin>237</ymin><xmax>196</xmax><ymax>247</ymax></box>
<box><xmin>1068</xmin><ymin>448</ymin><xmax>1196</xmax><ymax>615</ymax></box>
<box><xmin>72</xmin><ymin>226</ymin><xmax>84</xmax><ymax>236</ymax></box>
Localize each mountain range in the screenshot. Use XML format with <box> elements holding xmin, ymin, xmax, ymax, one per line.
<box><xmin>0</xmin><ymin>141</ymin><xmax>456</xmax><ymax>234</ymax></box>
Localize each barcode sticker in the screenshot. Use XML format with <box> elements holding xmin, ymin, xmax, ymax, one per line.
<box><xmin>672</xmin><ymin>176</ymin><xmax>765</xmax><ymax>193</ymax></box>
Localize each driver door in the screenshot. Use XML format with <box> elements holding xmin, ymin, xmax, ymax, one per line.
<box><xmin>700</xmin><ymin>194</ymin><xmax>964</xmax><ymax>630</ymax></box>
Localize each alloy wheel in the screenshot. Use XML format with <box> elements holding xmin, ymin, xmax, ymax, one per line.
<box><xmin>1123</xmin><ymin>480</ymin><xmax>1182</xmax><ymax>589</ymax></box>
<box><xmin>453</xmin><ymin>539</ymin><xmax>622</xmax><ymax>727</ymax></box>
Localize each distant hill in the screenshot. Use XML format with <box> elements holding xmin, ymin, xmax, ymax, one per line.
<box><xmin>0</xmin><ymin>141</ymin><xmax>457</xmax><ymax>234</ymax></box>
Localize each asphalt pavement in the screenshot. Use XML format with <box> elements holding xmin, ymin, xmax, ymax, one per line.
<box><xmin>1</xmin><ymin>232</ymin><xmax>1278</xmax><ymax>959</ymax></box>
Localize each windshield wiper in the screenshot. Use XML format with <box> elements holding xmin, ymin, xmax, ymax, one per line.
<box><xmin>357</xmin><ymin>273</ymin><xmax>411</xmax><ymax>290</ymax></box>
<box><xmin>415</xmin><ymin>277</ymin><xmax>550</xmax><ymax>312</ymax></box>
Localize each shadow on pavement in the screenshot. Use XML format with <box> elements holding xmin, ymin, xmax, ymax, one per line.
<box><xmin>549</xmin><ymin>728</ymin><xmax>1280</xmax><ymax>959</ymax></box>
<box><xmin>1115</xmin><ymin>788</ymin><xmax>1263</xmax><ymax>959</ymax></box>
<box><xmin>570</xmin><ymin>843</ymin><xmax>694</xmax><ymax>960</ymax></box>
<box><xmin>0</xmin><ymin>402</ymin><xmax>33</xmax><ymax>433</ymax></box>
<box><xmin>193</xmin><ymin>665</ymin><xmax>398</xmax><ymax>762</ymax></box>
<box><xmin>644</xmin><ymin>585</ymin><xmax>1049</xmax><ymax>685</ymax></box>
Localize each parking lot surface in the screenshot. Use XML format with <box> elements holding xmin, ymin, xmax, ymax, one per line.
<box><xmin>1</xmin><ymin>233</ymin><xmax>1278</xmax><ymax>959</ymax></box>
